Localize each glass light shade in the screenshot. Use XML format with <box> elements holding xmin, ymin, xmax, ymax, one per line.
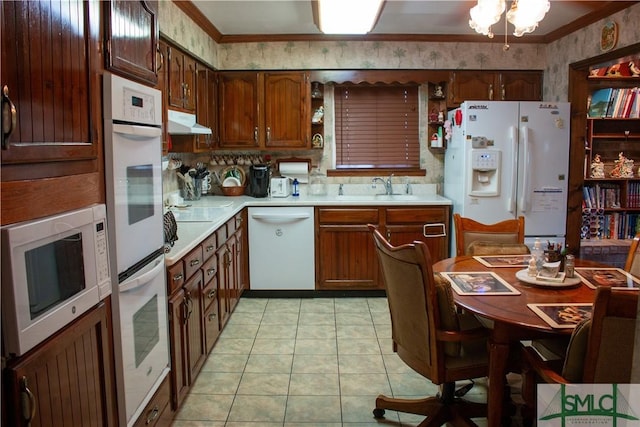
<box><xmin>506</xmin><ymin>0</ymin><xmax>550</xmax><ymax>37</ymax></box>
<box><xmin>469</xmin><ymin>0</ymin><xmax>505</xmax><ymax>37</ymax></box>
<box><xmin>318</xmin><ymin>0</ymin><xmax>384</xmax><ymax>34</ymax></box>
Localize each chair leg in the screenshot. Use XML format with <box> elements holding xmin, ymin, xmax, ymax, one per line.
<box><xmin>373</xmin><ymin>382</ymin><xmax>486</xmax><ymax>426</ymax></box>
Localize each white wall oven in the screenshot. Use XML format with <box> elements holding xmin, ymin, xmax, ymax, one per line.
<box><xmin>1</xmin><ymin>204</ymin><xmax>111</xmax><ymax>357</ymax></box>
<box><xmin>103</xmin><ymin>73</ymin><xmax>169</xmax><ymax>426</ymax></box>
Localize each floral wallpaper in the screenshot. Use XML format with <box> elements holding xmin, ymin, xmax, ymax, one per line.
<box><xmin>158</xmin><ymin>2</ymin><xmax>640</xmax><ymax>189</ymax></box>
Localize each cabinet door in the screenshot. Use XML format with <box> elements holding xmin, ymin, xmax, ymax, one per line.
<box><xmin>105</xmin><ymin>0</ymin><xmax>159</xmax><ymax>86</ymax></box>
<box><xmin>216</xmin><ymin>242</ymin><xmax>232</xmax><ymax>328</ymax></box>
<box><xmin>316</xmin><ymin>208</ymin><xmax>381</xmax><ymax>290</ymax></box>
<box><xmin>157</xmin><ymin>41</ymin><xmax>169</xmax><ymax>155</ymax></box>
<box><xmin>499</xmin><ymin>71</ymin><xmax>542</xmax><ymax>101</ymax></box>
<box><xmin>385</xmin><ymin>207</ymin><xmax>450</xmax><ymax>262</ymax></box>
<box><xmin>218</xmin><ymin>72</ymin><xmax>260</xmax><ymax>148</ymax></box>
<box><xmin>183</xmin><ymin>271</ymin><xmax>205</xmax><ymax>384</ymax></box>
<box><xmin>167</xmin><ymin>46</ymin><xmax>197</xmax><ymax>112</ymax></box>
<box><xmin>168</xmin><ymin>289</ymin><xmax>188</xmax><ymax>409</ymax></box>
<box><xmin>4</xmin><ymin>302</ymin><xmax>116</xmax><ymax>427</ymax></box>
<box><xmin>449</xmin><ymin>71</ymin><xmax>497</xmax><ymax>105</ymax></box>
<box><xmin>263</xmin><ymin>72</ymin><xmax>310</xmax><ymax>149</ymax></box>
<box><xmin>233</xmin><ymin>217</ymin><xmax>248</xmax><ymax>295</ymax></box>
<box><xmin>1</xmin><ymin>0</ymin><xmax>103</xmax><ymax>225</ymax></box>
<box><xmin>195</xmin><ymin>67</ymin><xmax>217</xmax><ymax>151</ymax></box>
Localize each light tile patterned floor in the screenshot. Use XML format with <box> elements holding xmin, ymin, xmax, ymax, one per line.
<box><xmin>172</xmin><ymin>297</ymin><xmax>523</xmax><ymax>426</ymax></box>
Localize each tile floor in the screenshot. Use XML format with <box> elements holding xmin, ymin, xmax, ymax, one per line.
<box><xmin>172</xmin><ymin>297</ymin><xmax>523</xmax><ymax>426</ymax></box>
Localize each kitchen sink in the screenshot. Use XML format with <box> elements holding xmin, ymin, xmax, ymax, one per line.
<box><xmin>374</xmin><ymin>194</ymin><xmax>420</xmax><ymax>201</ymax></box>
<box><xmin>170</xmin><ymin>205</ymin><xmax>232</xmax><ymax>222</ymax></box>
<box><xmin>335</xmin><ymin>194</ymin><xmax>420</xmax><ymax>201</ymax></box>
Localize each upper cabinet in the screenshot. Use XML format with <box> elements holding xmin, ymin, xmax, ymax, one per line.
<box><xmin>448</xmin><ymin>70</ymin><xmax>542</xmax><ymax>106</ymax></box>
<box><xmin>104</xmin><ymin>0</ymin><xmax>159</xmax><ymax>86</ymax></box>
<box><xmin>195</xmin><ymin>66</ymin><xmax>218</xmax><ymax>151</ymax></box>
<box><xmin>168</xmin><ymin>46</ymin><xmax>197</xmax><ymax>112</ymax></box>
<box><xmin>218</xmin><ymin>71</ymin><xmax>310</xmax><ymax>149</ymax></box>
<box><xmin>1</xmin><ymin>0</ymin><xmax>103</xmax><ymax>225</ymax></box>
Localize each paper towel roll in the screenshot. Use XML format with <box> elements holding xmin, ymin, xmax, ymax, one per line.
<box><xmin>279</xmin><ymin>162</ymin><xmax>309</xmax><ymax>183</ymax></box>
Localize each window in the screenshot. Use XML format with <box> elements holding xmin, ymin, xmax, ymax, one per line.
<box><xmin>334</xmin><ymin>83</ymin><xmax>420</xmax><ymax>170</ymax></box>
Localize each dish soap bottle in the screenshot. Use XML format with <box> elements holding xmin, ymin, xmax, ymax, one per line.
<box><xmin>292</xmin><ymin>178</ymin><xmax>300</xmax><ymax>197</ymax></box>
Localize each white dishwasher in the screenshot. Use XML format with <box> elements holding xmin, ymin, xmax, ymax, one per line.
<box><xmin>248</xmin><ymin>206</ymin><xmax>315</xmax><ymax>290</ymax></box>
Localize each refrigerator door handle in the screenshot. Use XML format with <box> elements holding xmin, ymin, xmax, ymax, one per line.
<box><xmin>508</xmin><ymin>126</ymin><xmax>518</xmax><ymax>214</ymax></box>
<box><xmin>519</xmin><ymin>125</ymin><xmax>531</xmax><ymax>213</ymax></box>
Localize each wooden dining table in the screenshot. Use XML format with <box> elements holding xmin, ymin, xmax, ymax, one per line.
<box><xmin>432</xmin><ymin>255</ymin><xmax>606</xmax><ymax>427</ymax></box>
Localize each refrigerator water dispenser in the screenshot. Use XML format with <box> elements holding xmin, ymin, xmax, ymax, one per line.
<box><xmin>469</xmin><ymin>149</ymin><xmax>501</xmax><ymax>197</ymax></box>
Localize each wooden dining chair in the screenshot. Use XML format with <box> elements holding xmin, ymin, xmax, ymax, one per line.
<box><xmin>368</xmin><ymin>224</ymin><xmax>490</xmax><ymax>426</ymax></box>
<box><xmin>453</xmin><ymin>213</ymin><xmax>526</xmax><ymax>256</ymax></box>
<box><xmin>624</xmin><ymin>233</ymin><xmax>640</xmax><ymax>277</ymax></box>
<box><xmin>521</xmin><ymin>287</ymin><xmax>638</xmax><ymax>421</ymax></box>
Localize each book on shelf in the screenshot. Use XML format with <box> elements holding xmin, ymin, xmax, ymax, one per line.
<box><xmin>588</xmin><ymin>87</ymin><xmax>640</xmax><ymax>118</ymax></box>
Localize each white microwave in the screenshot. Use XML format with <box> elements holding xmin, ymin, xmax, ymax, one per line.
<box><xmin>1</xmin><ymin>204</ymin><xmax>112</xmax><ymax>357</ymax></box>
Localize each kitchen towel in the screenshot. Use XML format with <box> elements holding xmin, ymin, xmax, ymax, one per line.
<box><xmin>279</xmin><ymin>162</ymin><xmax>309</xmax><ymax>183</ymax></box>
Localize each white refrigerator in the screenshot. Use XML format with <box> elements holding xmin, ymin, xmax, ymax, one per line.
<box><xmin>444</xmin><ymin>101</ymin><xmax>571</xmax><ymax>255</ymax></box>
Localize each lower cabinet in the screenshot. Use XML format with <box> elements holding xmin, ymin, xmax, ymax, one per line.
<box><xmin>315</xmin><ymin>205</ymin><xmax>450</xmax><ymax>290</ymax></box>
<box><xmin>165</xmin><ymin>210</ymin><xmax>247</xmax><ymax>416</ymax></box>
<box><xmin>316</xmin><ymin>207</ymin><xmax>381</xmax><ymax>290</ymax></box>
<box><xmin>385</xmin><ymin>206</ymin><xmax>450</xmax><ymax>261</ymax></box>
<box><xmin>3</xmin><ymin>300</ymin><xmax>117</xmax><ymax>427</ymax></box>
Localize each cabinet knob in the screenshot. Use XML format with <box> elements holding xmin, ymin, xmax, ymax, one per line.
<box><xmin>207</xmin><ymin>267</ymin><xmax>216</xmax><ymax>277</ymax></box>
<box><xmin>205</xmin><ymin>245</ymin><xmax>215</xmax><ymax>253</ymax></box>
<box><xmin>500</xmin><ymin>84</ymin><xmax>505</xmax><ymax>101</ymax></box>
<box><xmin>190</xmin><ymin>258</ymin><xmax>200</xmax><ymax>267</ymax></box>
<box><xmin>208</xmin><ymin>289</ymin><xmax>216</xmax><ymax>299</ymax></box>
<box><xmin>266</xmin><ymin>127</ymin><xmax>271</xmax><ymax>142</ymax></box>
<box><xmin>208</xmin><ymin>312</ymin><xmax>217</xmax><ymax>322</ymax></box>
<box><xmin>173</xmin><ymin>273</ymin><xmax>183</xmax><ymax>282</ymax></box>
<box><xmin>488</xmin><ymin>84</ymin><xmax>494</xmax><ymax>101</ymax></box>
<box><xmin>254</xmin><ymin>126</ymin><xmax>259</xmax><ymax>142</ymax></box>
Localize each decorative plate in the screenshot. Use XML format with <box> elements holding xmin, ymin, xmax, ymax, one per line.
<box><xmin>600</xmin><ymin>21</ymin><xmax>617</xmax><ymax>52</ymax></box>
<box><xmin>221</xmin><ymin>165</ymin><xmax>246</xmax><ymax>186</ymax></box>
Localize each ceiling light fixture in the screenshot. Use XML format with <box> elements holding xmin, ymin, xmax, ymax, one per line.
<box><xmin>469</xmin><ymin>0</ymin><xmax>549</xmax><ymax>39</ymax></box>
<box><xmin>318</xmin><ymin>0</ymin><xmax>384</xmax><ymax>34</ymax></box>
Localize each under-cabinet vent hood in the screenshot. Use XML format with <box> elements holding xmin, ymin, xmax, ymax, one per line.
<box><xmin>167</xmin><ymin>110</ymin><xmax>212</xmax><ymax>135</ymax></box>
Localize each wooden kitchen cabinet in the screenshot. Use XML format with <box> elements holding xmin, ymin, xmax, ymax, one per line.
<box><xmin>167</xmin><ymin>245</ymin><xmax>206</xmax><ymax>410</ymax></box>
<box><xmin>167</xmin><ymin>46</ymin><xmax>197</xmax><ymax>112</ymax></box>
<box><xmin>3</xmin><ymin>300</ymin><xmax>117</xmax><ymax>427</ymax></box>
<box><xmin>315</xmin><ymin>206</ymin><xmax>451</xmax><ymax>290</ymax></box>
<box><xmin>316</xmin><ymin>207</ymin><xmax>381</xmax><ymax>290</ymax></box>
<box><xmin>1</xmin><ymin>0</ymin><xmax>104</xmax><ymax>225</ymax></box>
<box><xmin>385</xmin><ymin>206</ymin><xmax>450</xmax><ymax>262</ymax></box>
<box><xmin>196</xmin><ymin>66</ymin><xmax>217</xmax><ymax>151</ymax></box>
<box><xmin>217</xmin><ymin>71</ymin><xmax>310</xmax><ymax>149</ymax></box>
<box><xmin>104</xmin><ymin>0</ymin><xmax>159</xmax><ymax>86</ymax></box>
<box><xmin>448</xmin><ymin>70</ymin><xmax>542</xmax><ymax>106</ymax></box>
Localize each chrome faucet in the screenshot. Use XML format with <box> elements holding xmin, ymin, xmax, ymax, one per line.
<box><xmin>372</xmin><ymin>174</ymin><xmax>394</xmax><ymax>195</ymax></box>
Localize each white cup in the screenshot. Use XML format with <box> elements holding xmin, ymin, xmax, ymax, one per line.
<box><xmin>201</xmin><ymin>176</ymin><xmax>212</xmax><ymax>194</ymax></box>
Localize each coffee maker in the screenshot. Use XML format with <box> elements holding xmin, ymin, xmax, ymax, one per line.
<box><xmin>249</xmin><ymin>164</ymin><xmax>270</xmax><ymax>197</ymax></box>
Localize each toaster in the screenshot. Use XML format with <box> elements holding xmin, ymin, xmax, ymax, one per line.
<box><xmin>270</xmin><ymin>177</ymin><xmax>291</xmax><ymax>197</ymax></box>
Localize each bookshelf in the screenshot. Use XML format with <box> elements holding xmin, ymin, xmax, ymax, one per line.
<box><xmin>581</xmin><ymin>60</ymin><xmax>640</xmax><ymax>245</ymax></box>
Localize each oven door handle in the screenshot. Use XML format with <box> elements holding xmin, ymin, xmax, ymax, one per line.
<box><xmin>113</xmin><ymin>123</ymin><xmax>162</xmax><ymax>139</ymax></box>
<box><xmin>119</xmin><ymin>255</ymin><xmax>164</xmax><ymax>293</ymax></box>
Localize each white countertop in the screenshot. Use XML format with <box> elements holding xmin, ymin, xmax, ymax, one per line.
<box><xmin>164</xmin><ymin>186</ymin><xmax>452</xmax><ymax>266</ymax></box>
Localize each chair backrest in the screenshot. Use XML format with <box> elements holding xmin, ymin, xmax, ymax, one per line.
<box><xmin>368</xmin><ymin>225</ymin><xmax>445</xmax><ymax>382</ymax></box>
<box><xmin>624</xmin><ymin>233</ymin><xmax>640</xmax><ymax>277</ymax></box>
<box><xmin>453</xmin><ymin>213</ymin><xmax>526</xmax><ymax>256</ymax></box>
<box><xmin>582</xmin><ymin>287</ymin><xmax>638</xmax><ymax>383</ymax></box>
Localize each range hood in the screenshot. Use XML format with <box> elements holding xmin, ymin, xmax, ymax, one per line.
<box><xmin>167</xmin><ymin>110</ymin><xmax>212</xmax><ymax>135</ymax></box>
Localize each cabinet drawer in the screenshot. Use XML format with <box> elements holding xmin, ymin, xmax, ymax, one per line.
<box><xmin>386</xmin><ymin>207</ymin><xmax>447</xmax><ymax>223</ymax></box>
<box><xmin>202</xmin><ymin>233</ymin><xmax>217</xmax><ymax>262</ymax></box>
<box><xmin>184</xmin><ymin>245</ymin><xmax>204</xmax><ymax>280</ymax></box>
<box><xmin>133</xmin><ymin>374</ymin><xmax>171</xmax><ymax>427</ymax></box>
<box><xmin>202</xmin><ymin>255</ymin><xmax>218</xmax><ymax>286</ymax></box>
<box><xmin>216</xmin><ymin>225</ymin><xmax>228</xmax><ymax>244</ymax></box>
<box><xmin>167</xmin><ymin>262</ymin><xmax>185</xmax><ymax>295</ymax></box>
<box><xmin>204</xmin><ymin>297</ymin><xmax>221</xmax><ymax>353</ymax></box>
<box><xmin>318</xmin><ymin>208</ymin><xmax>379</xmax><ymax>224</ymax></box>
